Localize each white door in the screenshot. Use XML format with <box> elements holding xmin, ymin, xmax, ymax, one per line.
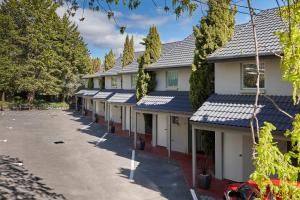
<box><xmin>157</xmin><ymin>114</ymin><xmax>168</xmax><ymax>147</ymax></box>
<box><xmin>171</xmin><ymin>117</ymin><xmax>188</xmax><ymax>153</ymax></box>
<box><xmin>223</xmin><ymin>132</ymin><xmax>243</xmax><ymax>182</ymax></box>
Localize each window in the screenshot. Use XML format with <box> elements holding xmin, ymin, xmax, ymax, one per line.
<box><xmin>131</xmin><ymin>74</ymin><xmax>137</xmax><ymax>89</ymax></box>
<box><xmin>166</xmin><ymin>71</ymin><xmax>178</xmax><ymax>89</ymax></box>
<box><xmin>172</xmin><ymin>116</ymin><xmax>179</xmax><ymax>125</ymax></box>
<box><xmin>242</xmin><ymin>63</ymin><xmax>265</xmax><ymax>89</ymax></box>
<box><xmin>111</xmin><ymin>76</ymin><xmax>117</xmax><ymax>88</ymax></box>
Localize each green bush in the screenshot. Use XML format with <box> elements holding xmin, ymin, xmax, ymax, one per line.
<box><xmin>0</xmin><ymin>101</ymin><xmax>10</xmax><ymax>109</ymax></box>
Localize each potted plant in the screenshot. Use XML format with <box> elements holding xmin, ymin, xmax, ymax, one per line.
<box><xmin>196</xmin><ymin>131</ymin><xmax>214</xmax><ymax>189</ymax></box>
<box><xmin>95</xmin><ymin>113</ymin><xmax>98</xmax><ymax>123</ymax></box>
<box><xmin>137</xmin><ymin>137</ymin><xmax>145</xmax><ymax>150</ymax></box>
<box><xmin>110</xmin><ymin>122</ymin><xmax>115</xmax><ymax>133</ymax></box>
<box><xmin>197</xmin><ymin>155</ymin><xmax>212</xmax><ymax>189</ymax></box>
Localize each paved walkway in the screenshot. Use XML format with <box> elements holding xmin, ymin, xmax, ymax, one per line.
<box><xmin>0</xmin><ymin>110</ymin><xmax>203</xmax><ymax>200</ymax></box>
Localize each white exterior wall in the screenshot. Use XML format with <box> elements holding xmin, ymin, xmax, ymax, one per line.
<box><xmin>215</xmin><ymin>58</ymin><xmax>293</xmax><ymax>96</ymax></box>
<box><xmin>93</xmin><ymin>78</ymin><xmax>100</xmax><ymax>89</ymax></box>
<box><xmin>136</xmin><ymin>112</ymin><xmax>145</xmax><ymax>134</ymax></box>
<box><xmin>96</xmin><ymin>101</ymin><xmax>105</xmax><ymax>116</ymax></box>
<box><xmin>84</xmin><ymin>79</ymin><xmax>88</xmax><ymax>88</ymax></box>
<box><xmin>84</xmin><ymin>97</ymin><xmax>93</xmax><ymax>111</ymax></box>
<box><xmin>105</xmin><ymin>76</ymin><xmax>121</xmax><ymax>89</ymax></box>
<box><xmin>171</xmin><ymin>116</ymin><xmax>189</xmax><ymax>153</ymax></box>
<box><xmin>122</xmin><ymin>74</ymin><xmax>132</xmax><ymax>89</ymax></box>
<box><xmin>110</xmin><ymin>104</ymin><xmax>122</xmax><ymax>123</ymax></box>
<box><xmin>193</xmin><ymin>124</ymin><xmax>288</xmax><ymax>182</ymax></box>
<box><xmin>155</xmin><ymin>67</ymin><xmax>191</xmax><ymax>91</ymax></box>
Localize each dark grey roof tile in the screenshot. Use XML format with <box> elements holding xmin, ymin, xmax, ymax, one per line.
<box><xmin>191</xmin><ymin>94</ymin><xmax>300</xmax><ymax>132</ymax></box>
<box><xmin>135</xmin><ymin>91</ymin><xmax>193</xmax><ymax>114</ymax></box>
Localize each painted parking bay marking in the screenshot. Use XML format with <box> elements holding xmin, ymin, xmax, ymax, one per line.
<box><xmin>80</xmin><ymin>122</ymin><xmax>94</xmax><ymax>130</ymax></box>
<box><xmin>95</xmin><ymin>132</ymin><xmax>108</xmax><ymax>146</ymax></box>
<box><xmin>190</xmin><ymin>189</ymin><xmax>198</xmax><ymax>200</ymax></box>
<box><xmin>0</xmin><ymin>139</ymin><xmax>7</xmax><ymax>142</ymax></box>
<box><xmin>129</xmin><ymin>150</ymin><xmax>136</xmax><ymax>182</ymax></box>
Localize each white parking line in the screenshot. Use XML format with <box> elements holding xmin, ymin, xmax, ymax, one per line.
<box><xmin>95</xmin><ymin>132</ymin><xmax>108</xmax><ymax>146</ymax></box>
<box><xmin>190</xmin><ymin>189</ymin><xmax>198</xmax><ymax>200</ymax></box>
<box><xmin>6</xmin><ymin>127</ymin><xmax>12</xmax><ymax>130</ymax></box>
<box><xmin>80</xmin><ymin>122</ymin><xmax>94</xmax><ymax>130</ymax></box>
<box><xmin>129</xmin><ymin>150</ymin><xmax>136</xmax><ymax>182</ymax></box>
<box><xmin>0</xmin><ymin>139</ymin><xmax>7</xmax><ymax>142</ymax></box>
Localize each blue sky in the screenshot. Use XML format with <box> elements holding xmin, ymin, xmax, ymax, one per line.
<box><xmin>57</xmin><ymin>1</ymin><xmax>283</xmax><ymax>61</ymax></box>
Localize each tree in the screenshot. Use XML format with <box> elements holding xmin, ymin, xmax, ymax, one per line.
<box><xmin>189</xmin><ymin>0</ymin><xmax>236</xmax><ymax>111</ymax></box>
<box><xmin>248</xmin><ymin>1</ymin><xmax>300</xmax><ymax>198</ymax></box>
<box><xmin>104</xmin><ymin>49</ymin><xmax>115</xmax><ymax>71</ymax></box>
<box><xmin>122</xmin><ymin>35</ymin><xmax>134</xmax><ymax>67</ymax></box>
<box><xmin>0</xmin><ymin>0</ymin><xmax>91</xmax><ymax>103</ymax></box>
<box><xmin>136</xmin><ymin>26</ymin><xmax>160</xmax><ymax>101</ymax></box>
<box><xmin>141</xmin><ymin>26</ymin><xmax>161</xmax><ymax>63</ymax></box>
<box><xmin>91</xmin><ymin>57</ymin><xmax>102</xmax><ymax>73</ymax></box>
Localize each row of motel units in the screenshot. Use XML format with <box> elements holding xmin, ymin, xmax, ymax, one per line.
<box><xmin>75</xmin><ymin>8</ymin><xmax>300</xmax><ymax>187</ymax></box>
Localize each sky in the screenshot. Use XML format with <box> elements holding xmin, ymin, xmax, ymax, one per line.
<box><xmin>56</xmin><ymin>0</ymin><xmax>282</xmax><ymax>60</ymax></box>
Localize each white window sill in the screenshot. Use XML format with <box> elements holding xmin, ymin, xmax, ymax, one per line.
<box><xmin>240</xmin><ymin>88</ymin><xmax>265</xmax><ymax>94</ymax></box>
<box><xmin>166</xmin><ymin>87</ymin><xmax>178</xmax><ymax>91</ymax></box>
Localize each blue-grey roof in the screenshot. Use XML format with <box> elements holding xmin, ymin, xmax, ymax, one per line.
<box><xmin>75</xmin><ymin>89</ymin><xmax>99</xmax><ymax>96</ymax></box>
<box><xmin>147</xmin><ymin>34</ymin><xmax>195</xmax><ymax>70</ymax></box>
<box><xmin>135</xmin><ymin>91</ymin><xmax>193</xmax><ymax>115</ymax></box>
<box><xmin>119</xmin><ymin>41</ymin><xmax>180</xmax><ymax>74</ymax></box>
<box><xmin>208</xmin><ymin>8</ymin><xmax>286</xmax><ymax>61</ymax></box>
<box><xmin>119</xmin><ymin>51</ymin><xmax>144</xmax><ymax>74</ymax></box>
<box><xmin>190</xmin><ymin>94</ymin><xmax>300</xmax><ymax>132</ymax></box>
<box><xmin>107</xmin><ymin>90</ymin><xmax>136</xmax><ymax>104</ymax></box>
<box><xmin>93</xmin><ymin>89</ymin><xmax>119</xmax><ymax>100</ymax></box>
<box><xmin>103</xmin><ymin>56</ymin><xmax>123</xmax><ymax>76</ymax></box>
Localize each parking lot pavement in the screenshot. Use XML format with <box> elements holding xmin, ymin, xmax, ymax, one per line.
<box><xmin>0</xmin><ymin>110</ymin><xmax>197</xmax><ymax>200</ymax></box>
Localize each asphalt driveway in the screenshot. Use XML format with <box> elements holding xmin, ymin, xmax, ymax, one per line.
<box><xmin>0</xmin><ymin>110</ymin><xmax>194</xmax><ymax>200</ymax></box>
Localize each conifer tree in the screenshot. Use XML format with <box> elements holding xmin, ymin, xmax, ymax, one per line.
<box><xmin>189</xmin><ymin>0</ymin><xmax>236</xmax><ymax>110</ymax></box>
<box><xmin>129</xmin><ymin>36</ymin><xmax>134</xmax><ymax>61</ymax></box>
<box><xmin>104</xmin><ymin>49</ymin><xmax>115</xmax><ymax>71</ymax></box>
<box><xmin>136</xmin><ymin>26</ymin><xmax>161</xmax><ymax>101</ymax></box>
<box><xmin>0</xmin><ymin>0</ymin><xmax>91</xmax><ymax>103</ymax></box>
<box><xmin>122</xmin><ymin>35</ymin><xmax>134</xmax><ymax>67</ymax></box>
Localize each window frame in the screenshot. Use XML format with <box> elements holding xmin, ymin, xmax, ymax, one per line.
<box><xmin>111</xmin><ymin>76</ymin><xmax>118</xmax><ymax>89</ymax></box>
<box><xmin>131</xmin><ymin>74</ymin><xmax>137</xmax><ymax>89</ymax></box>
<box><xmin>166</xmin><ymin>70</ymin><xmax>178</xmax><ymax>90</ymax></box>
<box><xmin>241</xmin><ymin>63</ymin><xmax>265</xmax><ymax>90</ymax></box>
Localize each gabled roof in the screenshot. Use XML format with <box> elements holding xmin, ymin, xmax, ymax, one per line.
<box><xmin>135</xmin><ymin>91</ymin><xmax>193</xmax><ymax>115</ymax></box>
<box><xmin>208</xmin><ymin>8</ymin><xmax>286</xmax><ymax>61</ymax></box>
<box><xmin>119</xmin><ymin>41</ymin><xmax>181</xmax><ymax>74</ymax></box>
<box><xmin>107</xmin><ymin>90</ymin><xmax>136</xmax><ymax>104</ymax></box>
<box><xmin>75</xmin><ymin>89</ymin><xmax>99</xmax><ymax>96</ymax></box>
<box><xmin>190</xmin><ymin>94</ymin><xmax>300</xmax><ymax>132</ymax></box>
<box><xmin>146</xmin><ymin>34</ymin><xmax>195</xmax><ymax>70</ymax></box>
<box><xmin>119</xmin><ymin>51</ymin><xmax>144</xmax><ymax>74</ymax></box>
<box><xmin>102</xmin><ymin>56</ymin><xmax>123</xmax><ymax>76</ymax></box>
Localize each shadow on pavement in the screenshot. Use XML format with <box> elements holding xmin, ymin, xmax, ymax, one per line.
<box><xmin>0</xmin><ymin>155</ymin><xmax>65</xmax><ymax>200</ymax></box>
<box><xmin>65</xmin><ymin>110</ymin><xmax>192</xmax><ymax>200</ymax></box>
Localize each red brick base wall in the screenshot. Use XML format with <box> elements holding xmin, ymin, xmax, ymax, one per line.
<box><xmin>97</xmin><ymin>116</ymin><xmax>106</xmax><ymax>125</ymax></box>
<box><xmin>86</xmin><ymin>110</ymin><xmax>93</xmax><ymax>118</ymax></box>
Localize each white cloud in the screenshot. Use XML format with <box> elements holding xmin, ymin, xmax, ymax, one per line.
<box><xmin>124</xmin><ymin>13</ymin><xmax>172</xmax><ymax>29</ymax></box>
<box><xmin>56</xmin><ymin>6</ymin><xmax>145</xmax><ymax>54</ymax></box>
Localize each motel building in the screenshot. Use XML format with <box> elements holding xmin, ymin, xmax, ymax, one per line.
<box><xmin>190</xmin><ymin>8</ymin><xmax>300</xmax><ymax>186</ymax></box>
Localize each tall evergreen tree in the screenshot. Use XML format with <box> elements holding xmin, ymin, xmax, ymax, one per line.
<box><xmin>189</xmin><ymin>0</ymin><xmax>236</xmax><ymax>110</ymax></box>
<box><xmin>104</xmin><ymin>49</ymin><xmax>115</xmax><ymax>71</ymax></box>
<box><xmin>91</xmin><ymin>57</ymin><xmax>102</xmax><ymax>73</ymax></box>
<box><xmin>129</xmin><ymin>35</ymin><xmax>134</xmax><ymax>61</ymax></box>
<box><xmin>122</xmin><ymin>35</ymin><xmax>134</xmax><ymax>67</ymax></box>
<box><xmin>0</xmin><ymin>0</ymin><xmax>91</xmax><ymax>103</ymax></box>
<box><xmin>136</xmin><ymin>26</ymin><xmax>161</xmax><ymax>101</ymax></box>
